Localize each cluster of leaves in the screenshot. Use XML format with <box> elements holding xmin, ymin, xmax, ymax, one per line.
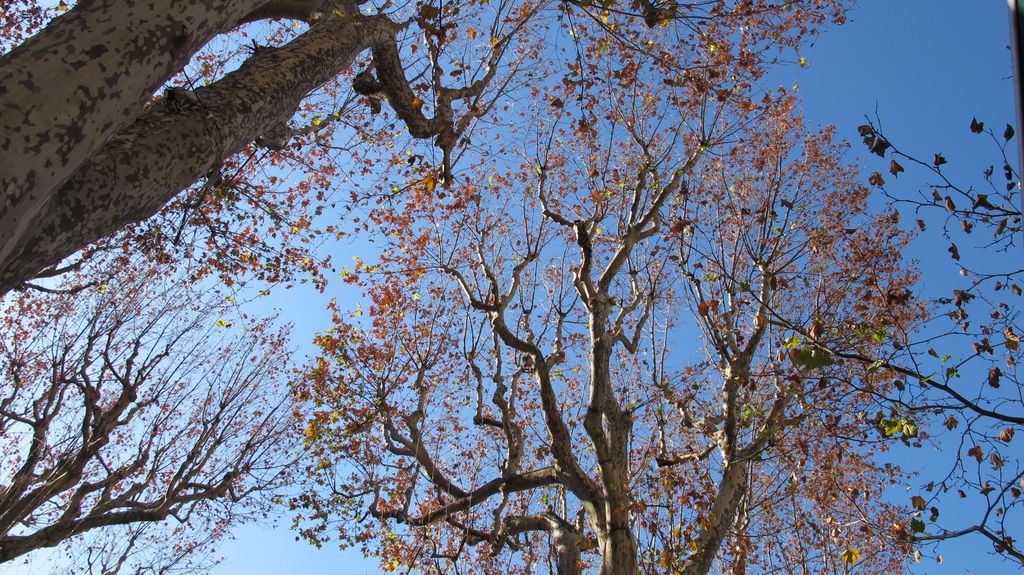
<box><xmin>292</xmin><ymin>0</ymin><xmax>928</xmax><ymax>565</ymax></box>
<box><xmin>857</xmin><ymin>117</ymin><xmax>1023</xmax><ymax>563</ymax></box>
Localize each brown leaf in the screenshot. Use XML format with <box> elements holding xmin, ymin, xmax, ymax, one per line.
<box><xmin>933</xmin><ymin>153</ymin><xmax>947</xmax><ymax>166</ymax></box>
<box><xmin>1004</xmin><ymin>124</ymin><xmax>1015</xmax><ymax>141</ymax></box>
<box><xmin>889</xmin><ymin>159</ymin><xmax>904</xmax><ymax>176</ymax></box>
<box><xmin>916</xmin><ymin>219</ymin><xmax>926</xmax><ymax>231</ymax></box>
<box><xmin>972</xmin><ymin>194</ymin><xmax>994</xmax><ymax>210</ymax></box>
<box><xmin>911</xmin><ymin>495</ymin><xmax>927</xmax><ymax>510</ymax></box>
<box><xmin>967</xmin><ymin>445</ymin><xmax>984</xmax><ymax>463</ymax></box>
<box><xmin>857</xmin><ymin>124</ymin><xmax>874</xmax><ymax>137</ymax></box>
<box><xmin>987</xmin><ymin>367</ymin><xmax>1002</xmax><ymax>388</ymax></box>
<box><xmin>970</xmin><ymin>117</ymin><xmax>984</xmax><ymax>134</ymax></box>
<box><xmin>943</xmin><ymin>416</ymin><xmax>959</xmax><ymax>430</ymax></box>
<box><xmin>1005</xmin><ymin>328</ymin><xmax>1020</xmax><ymax>351</ymax></box>
<box><xmin>870</xmin><ymin>138</ymin><xmax>891</xmax><ymax>157</ymax></box>
<box><xmin>996</xmin><ymin>218</ymin><xmax>1009</xmax><ymax>236</ymax></box>
<box><xmin>952</xmin><ymin>290</ymin><xmax>974</xmax><ymax>306</ymax></box>
<box><xmin>999</xmin><ymin>427</ymin><xmax>1015</xmax><ymax>443</ymax></box>
<box><xmin>868</xmin><ymin>172</ymin><xmax>885</xmax><ymax>186</ymax></box>
<box><xmin>948</xmin><ymin>244</ymin><xmax>960</xmax><ymax>260</ymax></box>
<box><xmin>809</xmin><ymin>320</ymin><xmax>824</xmax><ymax>340</ymax></box>
<box><xmin>943</xmin><ymin>196</ymin><xmax>955</xmax><ymax>212</ymax></box>
<box><xmin>932</xmin><ymin>189</ymin><xmax>943</xmax><ymax>202</ymax></box>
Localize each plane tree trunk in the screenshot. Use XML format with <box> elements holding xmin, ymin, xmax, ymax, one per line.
<box><xmin>0</xmin><ymin>0</ymin><xmax>269</xmax><ymax>273</ymax></box>
<box><xmin>0</xmin><ymin>5</ymin><xmax>389</xmax><ymax>294</ymax></box>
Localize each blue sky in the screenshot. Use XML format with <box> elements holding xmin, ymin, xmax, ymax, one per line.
<box><xmin>204</xmin><ymin>3</ymin><xmax>1023</xmax><ymax>574</ymax></box>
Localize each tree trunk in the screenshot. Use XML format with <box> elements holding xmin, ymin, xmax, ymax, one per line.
<box><xmin>0</xmin><ymin>9</ymin><xmax>390</xmax><ymax>294</ymax></box>
<box><xmin>678</xmin><ymin>459</ymin><xmax>751</xmax><ymax>575</ymax></box>
<box><xmin>598</xmin><ymin>526</ymin><xmax>638</xmax><ymax>575</ymax></box>
<box><xmin>0</xmin><ymin>0</ymin><xmax>268</xmax><ymax>273</ymax></box>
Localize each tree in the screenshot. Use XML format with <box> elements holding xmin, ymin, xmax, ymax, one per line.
<box><xmin>0</xmin><ymin>0</ymin><xmax>848</xmax><ymax>295</ymax></box>
<box><xmin>0</xmin><ymin>258</ymin><xmax>299</xmax><ymax>572</ymax></box>
<box><xmin>843</xmin><ymin>118</ymin><xmax>1024</xmax><ymax>564</ymax></box>
<box><xmin>0</xmin><ymin>0</ymin><xmax>537</xmax><ymax>294</ymax></box>
<box><xmin>297</xmin><ymin>53</ymin><xmax>921</xmax><ymax>572</ymax></box>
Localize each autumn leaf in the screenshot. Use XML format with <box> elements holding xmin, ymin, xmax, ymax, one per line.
<box><xmin>970</xmin><ymin>117</ymin><xmax>984</xmax><ymax>133</ymax></box>
<box><xmin>911</xmin><ymin>495</ymin><xmax>927</xmax><ymax>510</ymax></box>
<box><xmin>867</xmin><ymin>171</ymin><xmax>885</xmax><ymax>186</ymax></box>
<box><xmin>422</xmin><ymin>172</ymin><xmax>438</xmax><ymax>194</ymax></box>
<box><xmin>933</xmin><ymin>153</ymin><xmax>947</xmax><ymax>166</ymax></box>
<box><xmin>967</xmin><ymin>445</ymin><xmax>984</xmax><ymax>463</ymax></box>
<box><xmin>840</xmin><ymin>548</ymin><xmax>861</xmax><ymax>565</ymax></box>
<box><xmin>808</xmin><ymin>320</ymin><xmax>824</xmax><ymax>340</ymax></box>
<box><xmin>943</xmin><ymin>416</ymin><xmax>959</xmax><ymax>430</ymax></box>
<box><xmin>869</xmin><ymin>138</ymin><xmax>891</xmax><ymax>157</ymax></box>
<box><xmin>888</xmin><ymin>159</ymin><xmax>904</xmax><ymax>176</ymax></box>
<box><xmin>1004</xmin><ymin>124</ymin><xmax>1015</xmax><ymax>141</ymax></box>
<box><xmin>1005</xmin><ymin>328</ymin><xmax>1020</xmax><ymax>350</ymax></box>
<box><xmin>999</xmin><ymin>427</ymin><xmax>1015</xmax><ymax>443</ymax></box>
<box><xmin>952</xmin><ymin>290</ymin><xmax>974</xmax><ymax>306</ymax></box>
<box><xmin>987</xmin><ymin>367</ymin><xmax>1001</xmax><ymax>388</ymax></box>
<box><xmin>418</xmin><ymin>3</ymin><xmax>440</xmax><ymax>19</ymax></box>
<box><xmin>948</xmin><ymin>244</ymin><xmax>960</xmax><ymax>260</ymax></box>
<box><xmin>972</xmin><ymin>194</ymin><xmax>995</xmax><ymax>210</ymax></box>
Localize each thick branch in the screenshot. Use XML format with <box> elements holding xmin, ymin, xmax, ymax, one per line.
<box><xmin>0</xmin><ymin>0</ymin><xmax>268</xmax><ymax>273</ymax></box>
<box><xmin>0</xmin><ymin>8</ymin><xmax>389</xmax><ymax>294</ymax></box>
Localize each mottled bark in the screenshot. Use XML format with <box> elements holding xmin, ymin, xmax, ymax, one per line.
<box><xmin>677</xmin><ymin>459</ymin><xmax>751</xmax><ymax>575</ymax></box>
<box><xmin>503</xmin><ymin>514</ymin><xmax>583</xmax><ymax>575</ymax></box>
<box><xmin>240</xmin><ymin>0</ymin><xmax>332</xmax><ymax>24</ymax></box>
<box><xmin>0</xmin><ymin>0</ymin><xmax>268</xmax><ymax>273</ymax></box>
<box><xmin>0</xmin><ymin>9</ymin><xmax>390</xmax><ymax>293</ymax></box>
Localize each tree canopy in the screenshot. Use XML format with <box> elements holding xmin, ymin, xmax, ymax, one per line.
<box><xmin>1</xmin><ymin>0</ymin><xmax>1021</xmax><ymax>573</ymax></box>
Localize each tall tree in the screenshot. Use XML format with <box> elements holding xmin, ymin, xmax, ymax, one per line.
<box><xmin>298</xmin><ymin>65</ymin><xmax>920</xmax><ymax>573</ymax></box>
<box><xmin>0</xmin><ymin>0</ymin><xmax>847</xmax><ymax>294</ymax></box>
<box><xmin>0</xmin><ymin>258</ymin><xmax>299</xmax><ymax>572</ymax></box>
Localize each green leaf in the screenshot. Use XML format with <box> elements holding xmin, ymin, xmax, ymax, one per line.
<box><xmin>783</xmin><ymin>335</ymin><xmax>801</xmax><ymax>349</ymax></box>
<box><xmin>791</xmin><ymin>347</ymin><xmax>834</xmax><ymax>371</ymax></box>
<box><xmin>872</xmin><ymin>327</ymin><xmax>887</xmax><ymax>344</ymax></box>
